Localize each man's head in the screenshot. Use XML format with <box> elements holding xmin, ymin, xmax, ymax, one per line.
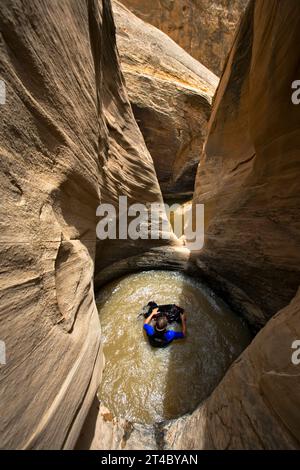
<box><xmin>155</xmin><ymin>314</ymin><xmax>168</xmax><ymax>332</ymax></box>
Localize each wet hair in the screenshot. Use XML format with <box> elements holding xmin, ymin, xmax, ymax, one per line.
<box><xmin>155</xmin><ymin>315</ymin><xmax>168</xmax><ymax>332</ymax></box>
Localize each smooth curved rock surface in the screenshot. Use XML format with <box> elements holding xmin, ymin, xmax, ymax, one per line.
<box><xmin>93</xmin><ymin>0</ymin><xmax>178</xmax><ymax>285</ymax></box>
<box><xmin>112</xmin><ymin>1</ymin><xmax>218</xmax><ymax>196</ymax></box>
<box><xmin>120</xmin><ymin>0</ymin><xmax>248</xmax><ymax>76</ymax></box>
<box><xmin>193</xmin><ymin>0</ymin><xmax>300</xmax><ymax>330</ymax></box>
<box><xmin>0</xmin><ymin>0</ymin><xmax>173</xmax><ymax>449</ymax></box>
<box><xmin>0</xmin><ymin>0</ymin><xmax>103</xmax><ymax>449</ymax></box>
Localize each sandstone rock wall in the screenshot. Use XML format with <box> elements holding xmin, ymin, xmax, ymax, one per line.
<box><xmin>120</xmin><ymin>0</ymin><xmax>248</xmax><ymax>76</ymax></box>
<box><xmin>0</xmin><ymin>0</ymin><xmax>102</xmax><ymax>449</ymax></box>
<box><xmin>193</xmin><ymin>0</ymin><xmax>300</xmax><ymax>330</ymax></box>
<box><xmin>112</xmin><ymin>1</ymin><xmax>218</xmax><ymax>197</ymax></box>
<box><xmin>0</xmin><ymin>0</ymin><xmax>173</xmax><ymax>449</ymax></box>
<box><xmin>92</xmin><ymin>0</ymin><xmax>180</xmax><ymax>287</ymax></box>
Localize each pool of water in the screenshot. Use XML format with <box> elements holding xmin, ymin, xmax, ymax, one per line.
<box><xmin>97</xmin><ymin>270</ymin><xmax>252</xmax><ymax>424</ymax></box>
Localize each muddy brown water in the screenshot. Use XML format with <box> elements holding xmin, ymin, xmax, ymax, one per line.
<box><xmin>97</xmin><ymin>270</ymin><xmax>251</xmax><ymax>424</ymax></box>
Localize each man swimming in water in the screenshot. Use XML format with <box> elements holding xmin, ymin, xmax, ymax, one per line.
<box><xmin>143</xmin><ymin>307</ymin><xmax>187</xmax><ymax>348</ymax></box>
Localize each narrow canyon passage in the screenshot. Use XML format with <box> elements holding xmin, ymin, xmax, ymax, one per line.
<box><xmin>96</xmin><ymin>270</ymin><xmax>252</xmax><ymax>424</ymax></box>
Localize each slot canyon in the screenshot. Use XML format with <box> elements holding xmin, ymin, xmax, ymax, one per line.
<box><xmin>0</xmin><ymin>0</ymin><xmax>300</xmax><ymax>451</ymax></box>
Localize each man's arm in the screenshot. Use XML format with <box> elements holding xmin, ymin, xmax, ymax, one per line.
<box><xmin>143</xmin><ymin>307</ymin><xmax>159</xmax><ymax>337</ymax></box>
<box><xmin>144</xmin><ymin>307</ymin><xmax>159</xmax><ymax>325</ymax></box>
<box><xmin>165</xmin><ymin>312</ymin><xmax>187</xmax><ymax>342</ymax></box>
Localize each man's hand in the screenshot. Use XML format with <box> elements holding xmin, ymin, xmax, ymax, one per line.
<box><xmin>150</xmin><ymin>307</ymin><xmax>159</xmax><ymax>319</ymax></box>
<box><xmin>144</xmin><ymin>307</ymin><xmax>159</xmax><ymax>325</ymax></box>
